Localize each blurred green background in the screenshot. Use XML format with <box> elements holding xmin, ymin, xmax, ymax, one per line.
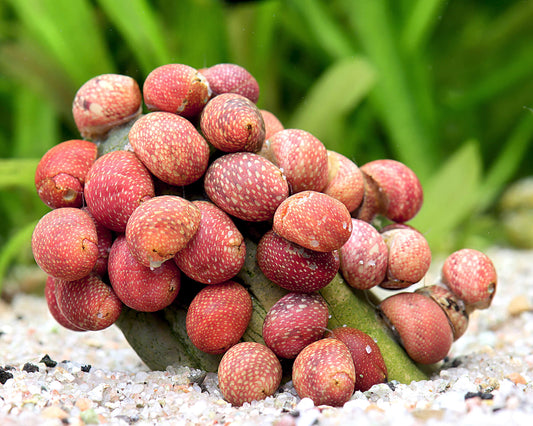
<box><xmin>1</xmin><ymin>0</ymin><xmax>533</xmax><ymax>295</ymax></box>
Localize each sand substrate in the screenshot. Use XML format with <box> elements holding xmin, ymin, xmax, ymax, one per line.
<box><xmin>2</xmin><ymin>247</ymin><xmax>533</xmax><ymax>425</ymax></box>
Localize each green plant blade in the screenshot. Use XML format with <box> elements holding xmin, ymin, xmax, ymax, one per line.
<box><xmin>96</xmin><ymin>0</ymin><xmax>172</xmax><ymax>74</ymax></box>
<box><xmin>288</xmin><ymin>0</ymin><xmax>356</xmax><ymax>60</ymax></box>
<box><xmin>12</xmin><ymin>87</ymin><xmax>59</xmax><ymax>158</ymax></box>
<box><xmin>343</xmin><ymin>0</ymin><xmax>437</xmax><ymax>181</ymax></box>
<box><xmin>0</xmin><ymin>220</ymin><xmax>38</xmax><ymax>293</ymax></box>
<box><xmin>402</xmin><ymin>0</ymin><xmax>448</xmax><ymax>53</ymax></box>
<box><xmin>288</xmin><ymin>56</ymin><xmax>376</xmax><ymax>153</ymax></box>
<box><xmin>0</xmin><ymin>36</ymin><xmax>77</xmax><ymax>119</ymax></box>
<box><xmin>0</xmin><ymin>159</ymin><xmax>39</xmax><ymax>191</ymax></box>
<box><xmin>448</xmin><ymin>45</ymin><xmax>533</xmax><ymax>111</ymax></box>
<box><xmin>224</xmin><ymin>0</ymin><xmax>280</xmax><ymax>107</ymax></box>
<box><xmin>6</xmin><ymin>0</ymin><xmax>115</xmax><ymax>85</ymax></box>
<box><xmin>478</xmin><ymin>111</ymin><xmax>533</xmax><ymax>211</ymax></box>
<box><xmin>409</xmin><ymin>140</ymin><xmax>482</xmax><ymax>253</ymax></box>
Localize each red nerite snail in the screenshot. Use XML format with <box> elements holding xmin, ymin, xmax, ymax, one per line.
<box><xmin>31</xmin><ymin>62</ymin><xmax>498</xmax><ymax>408</ymax></box>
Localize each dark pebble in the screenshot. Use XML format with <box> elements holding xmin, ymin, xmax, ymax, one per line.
<box><xmin>0</xmin><ymin>368</ymin><xmax>14</xmax><ymax>384</ymax></box>
<box><xmin>442</xmin><ymin>356</ymin><xmax>463</xmax><ymax>369</ymax></box>
<box><xmin>40</xmin><ymin>354</ymin><xmax>58</xmax><ymax>368</ymax></box>
<box><xmin>23</xmin><ymin>362</ymin><xmax>39</xmax><ymax>373</ymax></box>
<box><xmin>465</xmin><ymin>391</ymin><xmax>494</xmax><ymax>400</ymax></box>
<box><xmin>81</xmin><ymin>365</ymin><xmax>92</xmax><ymax>373</ymax></box>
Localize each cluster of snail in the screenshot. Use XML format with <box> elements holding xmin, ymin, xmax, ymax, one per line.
<box><xmin>31</xmin><ymin>62</ymin><xmax>497</xmax><ymax>407</ymax></box>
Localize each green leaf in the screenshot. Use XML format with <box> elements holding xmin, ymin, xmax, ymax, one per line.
<box><xmin>402</xmin><ymin>0</ymin><xmax>449</xmax><ymax>53</ymax></box>
<box><xmin>224</xmin><ymin>0</ymin><xmax>280</xmax><ymax>107</ymax></box>
<box><xmin>478</xmin><ymin>110</ymin><xmax>533</xmax><ymax>211</ymax></box>
<box><xmin>97</xmin><ymin>0</ymin><xmax>172</xmax><ymax>74</ymax></box>
<box><xmin>343</xmin><ymin>0</ymin><xmax>437</xmax><ymax>181</ymax></box>
<box><xmin>288</xmin><ymin>0</ymin><xmax>356</xmax><ymax>60</ymax></box>
<box><xmin>448</xmin><ymin>43</ymin><xmax>533</xmax><ymax>111</ymax></box>
<box><xmin>12</xmin><ymin>87</ymin><xmax>59</xmax><ymax>158</ymax></box>
<box><xmin>0</xmin><ymin>36</ymin><xmax>78</xmax><ymax>119</ymax></box>
<box><xmin>0</xmin><ymin>220</ymin><xmax>38</xmax><ymax>293</ymax></box>
<box><xmin>288</xmin><ymin>56</ymin><xmax>376</xmax><ymax>152</ymax></box>
<box><xmin>409</xmin><ymin>140</ymin><xmax>482</xmax><ymax>253</ymax></box>
<box><xmin>0</xmin><ymin>159</ymin><xmax>39</xmax><ymax>191</ymax></box>
<box><xmin>6</xmin><ymin>0</ymin><xmax>115</xmax><ymax>85</ymax></box>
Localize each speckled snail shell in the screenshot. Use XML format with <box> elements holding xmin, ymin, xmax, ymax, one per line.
<box><xmin>441</xmin><ymin>248</ymin><xmax>497</xmax><ymax>312</ymax></box>
<box><xmin>72</xmin><ymin>74</ymin><xmax>142</xmax><ymax>140</ymax></box>
<box><xmin>379</xmin><ymin>292</ymin><xmax>454</xmax><ymax>364</ymax></box>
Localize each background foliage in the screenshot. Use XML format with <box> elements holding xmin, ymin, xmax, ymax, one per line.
<box><xmin>1</xmin><ymin>0</ymin><xmax>532</xmax><ymax>292</ymax></box>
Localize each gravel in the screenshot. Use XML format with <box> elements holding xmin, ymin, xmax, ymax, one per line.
<box><xmin>2</xmin><ymin>246</ymin><xmax>533</xmax><ymax>425</ymax></box>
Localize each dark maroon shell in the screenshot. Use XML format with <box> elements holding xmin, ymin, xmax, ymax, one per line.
<box><xmin>200</xmin><ymin>63</ymin><xmax>259</xmax><ymax>103</ymax></box>
<box><xmin>45</xmin><ymin>276</ymin><xmax>85</xmax><ymax>331</ymax></box>
<box><xmin>330</xmin><ymin>327</ymin><xmax>388</xmax><ymax>392</ymax></box>
<box><xmin>257</xmin><ymin>230</ymin><xmax>339</xmax><ymax>293</ymax></box>
<box><xmin>262</xmin><ymin>292</ymin><xmax>329</xmax><ymax>359</ymax></box>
